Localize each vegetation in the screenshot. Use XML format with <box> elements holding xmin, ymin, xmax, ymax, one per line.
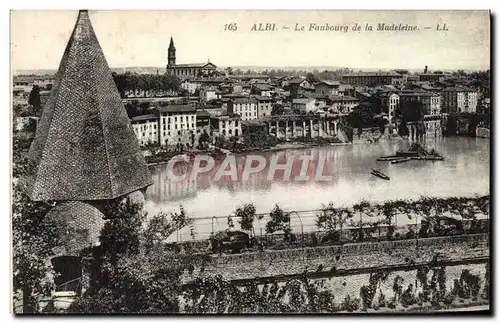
<box><xmin>112</xmin><ymin>72</ymin><xmax>181</xmax><ymax>98</ymax></box>
<box><xmin>28</xmin><ymin>84</ymin><xmax>42</xmax><ymax>116</ymax></box>
<box><xmin>265</xmin><ymin>204</ymin><xmax>293</xmax><ymax>243</ymax></box>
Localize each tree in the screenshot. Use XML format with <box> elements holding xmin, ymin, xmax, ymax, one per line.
<box><xmin>316</xmin><ymin>204</ymin><xmax>353</xmax><ymax>244</ymax></box>
<box><xmin>306</xmin><ymin>73</ymin><xmax>318</xmax><ymax>84</ymax></box>
<box><xmin>235</xmin><ymin>203</ymin><xmax>262</xmax><ymax>234</ymax></box>
<box><xmin>271</xmin><ymin>103</ymin><xmax>284</xmax><ymax>115</ymax></box>
<box><xmin>399</xmin><ymin>100</ymin><xmax>424</xmax><ymax>122</ymax></box>
<box><xmin>28</xmin><ymin>85</ymin><xmax>42</xmax><ymax>116</ymax></box>
<box><xmin>68</xmin><ymin>202</ymin><xmax>195</xmax><ymax>313</ymax></box>
<box><xmin>12</xmin><ymin>153</ymin><xmax>59</xmax><ymax>313</ymax></box>
<box><xmin>265</xmin><ymin>204</ymin><xmax>293</xmax><ymax>243</ymax></box>
<box><xmin>198</xmin><ymin>130</ymin><xmax>210</xmax><ymax>149</ymax></box>
<box><xmin>346</xmin><ymin>102</ymin><xmax>377</xmax><ymax>129</ymax></box>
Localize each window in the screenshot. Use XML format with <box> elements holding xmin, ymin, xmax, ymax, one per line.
<box><xmin>153</xmin><ymin>124</ymin><xmax>156</xmax><ymax>129</ymax></box>
<box><xmin>177</xmin><ymin>131</ymin><xmax>181</xmax><ymax>135</ymax></box>
<box><xmin>191</xmin><ymin>123</ymin><xmax>194</xmax><ymax>128</ymax></box>
<box><xmin>175</xmin><ymin>117</ymin><xmax>177</xmax><ymax>122</ymax></box>
<box><xmin>163</xmin><ymin>124</ymin><xmax>166</xmax><ymax>130</ymax></box>
<box><xmin>175</xmin><ymin>125</ymin><xmax>177</xmax><ymax>130</ymax></box>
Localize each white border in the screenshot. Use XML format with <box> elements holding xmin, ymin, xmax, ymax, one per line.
<box><xmin>1</xmin><ymin>1</ymin><xmax>497</xmax><ymax>322</ymax></box>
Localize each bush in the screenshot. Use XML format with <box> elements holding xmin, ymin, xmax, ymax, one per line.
<box><xmin>378</xmin><ymin>292</ymin><xmax>387</xmax><ymax>308</ymax></box>
<box><xmin>340</xmin><ymin>295</ymin><xmax>360</xmax><ymax>312</ymax></box>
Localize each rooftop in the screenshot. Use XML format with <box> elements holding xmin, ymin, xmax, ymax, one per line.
<box><xmin>170</xmin><ymin>62</ymin><xmax>217</xmax><ymax>68</ymax></box>
<box><xmin>343</xmin><ymin>71</ymin><xmax>402</xmax><ymax>77</ymax></box>
<box><xmin>131</xmin><ymin>114</ymin><xmax>158</xmax><ymax>122</ymax></box>
<box><xmin>292</xmin><ymin>98</ymin><xmax>315</xmax><ymax>104</ymax></box>
<box><xmin>21</xmin><ymin>10</ymin><xmax>152</xmax><ymax>201</ymax></box>
<box><xmin>157</xmin><ymin>104</ymin><xmax>197</xmax><ymax>113</ymax></box>
<box><xmin>196</xmin><ymin>110</ymin><xmax>212</xmax><ymax>117</ymax></box>
<box><xmin>330</xmin><ymin>95</ymin><xmax>359</xmax><ymax>102</ymax></box>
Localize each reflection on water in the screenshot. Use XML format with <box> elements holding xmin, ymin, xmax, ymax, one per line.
<box><xmin>145</xmin><ymin>137</ymin><xmax>490</xmax><ymax>239</ymax></box>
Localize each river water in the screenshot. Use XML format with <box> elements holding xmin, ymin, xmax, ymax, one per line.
<box><xmin>144</xmin><ymin>137</ymin><xmax>490</xmax><ymax>240</ymax></box>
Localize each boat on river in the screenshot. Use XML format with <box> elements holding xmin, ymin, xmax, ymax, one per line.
<box><xmin>371</xmin><ymin>169</ymin><xmax>390</xmax><ymax>180</ymax></box>
<box><xmin>391</xmin><ymin>157</ymin><xmax>412</xmax><ymax>164</ymax></box>
<box><xmin>379</xmin><ymin>143</ymin><xmax>444</xmax><ymax>162</ymax></box>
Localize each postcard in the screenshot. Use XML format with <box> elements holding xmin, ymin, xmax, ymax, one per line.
<box><xmin>11</xmin><ymin>9</ymin><xmax>490</xmax><ymax>314</ymax></box>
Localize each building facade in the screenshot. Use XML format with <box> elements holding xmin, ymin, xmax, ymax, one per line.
<box><xmin>227</xmin><ymin>98</ymin><xmax>258</xmax><ymax>121</ymax></box>
<box><xmin>255</xmin><ymin>96</ymin><xmax>273</xmax><ymax>118</ymax></box>
<box><xmin>441</xmin><ymin>87</ymin><xmax>477</xmax><ymax>114</ymax></box>
<box><xmin>380</xmin><ymin>92</ymin><xmax>400</xmax><ymax>123</ymax></box>
<box><xmin>157</xmin><ymin>104</ymin><xmax>197</xmax><ymax>147</ymax></box>
<box><xmin>165</xmin><ymin>37</ymin><xmax>217</xmax><ymax>77</ymax></box>
<box><xmin>292</xmin><ymin>98</ymin><xmax>317</xmax><ymax>114</ymax></box>
<box><xmin>341</xmin><ymin>72</ymin><xmax>404</xmax><ymax>87</ymax></box>
<box><xmin>329</xmin><ymin>96</ymin><xmax>359</xmax><ymax>114</ymax></box>
<box><xmin>399</xmin><ymin>92</ymin><xmax>441</xmax><ymax>117</ymax></box>
<box><xmin>131</xmin><ymin>114</ymin><xmax>159</xmax><ymax>146</ymax></box>
<box><xmin>215</xmin><ymin>115</ymin><xmax>241</xmax><ymax>138</ymax></box>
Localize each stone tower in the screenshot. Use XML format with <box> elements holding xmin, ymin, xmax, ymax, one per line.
<box><xmin>20</xmin><ymin>10</ymin><xmax>153</xmax><ymax>307</ymax></box>
<box><xmin>168</xmin><ymin>36</ymin><xmax>176</xmax><ymax>67</ymax></box>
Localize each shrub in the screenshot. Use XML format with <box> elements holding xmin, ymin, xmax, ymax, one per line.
<box><xmin>340</xmin><ymin>295</ymin><xmax>360</xmax><ymax>312</ymax></box>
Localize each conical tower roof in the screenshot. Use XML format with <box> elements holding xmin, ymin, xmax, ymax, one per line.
<box><xmin>22</xmin><ymin>10</ymin><xmax>153</xmax><ymax>201</ymax></box>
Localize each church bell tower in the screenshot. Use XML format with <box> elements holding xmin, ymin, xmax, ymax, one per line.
<box><xmin>168</xmin><ymin>36</ymin><xmax>176</xmax><ymax>67</ymax></box>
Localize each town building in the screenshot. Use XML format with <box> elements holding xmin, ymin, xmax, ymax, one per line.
<box><xmin>292</xmin><ymin>98</ymin><xmax>318</xmax><ymax>114</ymax></box>
<box><xmin>180</xmin><ymin>78</ymin><xmax>202</xmax><ymax>94</ymax></box>
<box><xmin>288</xmin><ymin>78</ymin><xmax>313</xmax><ymax>98</ymax></box>
<box><xmin>251</xmin><ymin>83</ymin><xmax>273</xmax><ymax>96</ymax></box>
<box><xmin>13</xmin><ymin>75</ymin><xmax>55</xmax><ymax>93</ymax></box>
<box><xmin>314</xmin><ymin>81</ymin><xmax>340</xmax><ymax>96</ymax></box>
<box><xmin>441</xmin><ymin>87</ymin><xmax>478</xmax><ymax>114</ymax></box>
<box><xmin>157</xmin><ymin>104</ymin><xmax>197</xmax><ymax>147</ymax></box>
<box><xmin>213</xmin><ymin>115</ymin><xmax>241</xmax><ymax>138</ymax></box>
<box><xmin>165</xmin><ymin>37</ymin><xmax>217</xmax><ymax>77</ymax></box>
<box><xmin>227</xmin><ymin>97</ymin><xmax>258</xmax><ymax>121</ymax></box>
<box><xmin>418</xmin><ymin>72</ymin><xmax>445</xmax><ymax>82</ymax></box>
<box><xmin>200</xmin><ymin>87</ymin><xmax>221</xmax><ymax>102</ymax></box>
<box><xmin>380</xmin><ymin>92</ymin><xmax>400</xmax><ymax>123</ymax></box>
<box><xmin>329</xmin><ymin>96</ymin><xmax>359</xmax><ymax>114</ymax></box>
<box><xmin>131</xmin><ymin>114</ymin><xmax>158</xmax><ymax>146</ymax></box>
<box><xmin>255</xmin><ymin>95</ymin><xmax>273</xmax><ymax>118</ymax></box>
<box><xmin>399</xmin><ymin>92</ymin><xmax>441</xmax><ymax>117</ymax></box>
<box><xmin>341</xmin><ymin>71</ymin><xmax>404</xmax><ymax>87</ymax></box>
<box><xmin>196</xmin><ymin>110</ymin><xmax>212</xmax><ymax>136</ymax></box>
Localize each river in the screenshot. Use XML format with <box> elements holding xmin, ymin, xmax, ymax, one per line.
<box><xmin>144</xmin><ymin>137</ymin><xmax>490</xmax><ymax>240</ymax></box>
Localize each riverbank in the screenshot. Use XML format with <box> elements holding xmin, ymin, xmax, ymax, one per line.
<box><xmin>146</xmin><ymin>141</ymin><xmax>351</xmax><ymax>166</ymax></box>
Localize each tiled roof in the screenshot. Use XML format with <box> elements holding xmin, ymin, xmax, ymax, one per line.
<box><xmin>157</xmin><ymin>104</ymin><xmax>196</xmax><ymax>113</ymax></box>
<box><xmin>443</xmin><ymin>86</ymin><xmax>475</xmax><ymax>92</ymax></box>
<box><xmin>196</xmin><ymin>110</ymin><xmax>211</xmax><ymax>117</ymax></box>
<box><xmin>330</xmin><ymin>95</ymin><xmax>359</xmax><ymax>102</ymax></box>
<box><xmin>170</xmin><ymin>62</ymin><xmax>217</xmax><ymax>68</ymax></box>
<box><xmin>343</xmin><ymin>71</ymin><xmax>402</xmax><ymax>77</ymax></box>
<box><xmin>131</xmin><ymin>114</ymin><xmax>158</xmax><ymax>122</ymax></box>
<box><xmin>288</xmin><ymin>78</ymin><xmax>305</xmax><ymax>84</ymax></box>
<box><xmin>21</xmin><ymin>10</ymin><xmax>152</xmax><ymax>201</ymax></box>
<box><xmin>292</xmin><ymin>98</ymin><xmax>315</xmax><ymax>104</ymax></box>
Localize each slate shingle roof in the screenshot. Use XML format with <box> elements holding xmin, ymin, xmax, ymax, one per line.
<box><xmin>22</xmin><ymin>10</ymin><xmax>152</xmax><ymax>201</ymax></box>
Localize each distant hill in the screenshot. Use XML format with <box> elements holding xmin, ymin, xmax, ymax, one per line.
<box><xmin>14</xmin><ymin>66</ymin><xmax>166</xmax><ymax>76</ymax></box>
<box><xmin>14</xmin><ymin>66</ymin><xmax>486</xmax><ymax>76</ymax></box>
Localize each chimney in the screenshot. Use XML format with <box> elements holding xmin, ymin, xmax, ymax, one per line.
<box><xmin>424</xmin><ymin>65</ymin><xmax>428</xmax><ymax>74</ymax></box>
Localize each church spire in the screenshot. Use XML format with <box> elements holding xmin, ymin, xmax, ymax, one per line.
<box><xmin>168</xmin><ymin>36</ymin><xmax>176</xmax><ymax>67</ymax></box>
<box><xmin>22</xmin><ymin>9</ymin><xmax>152</xmax><ymax>201</ymax></box>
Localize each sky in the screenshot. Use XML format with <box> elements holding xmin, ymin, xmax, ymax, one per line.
<box><xmin>10</xmin><ymin>10</ymin><xmax>490</xmax><ymax>72</ymax></box>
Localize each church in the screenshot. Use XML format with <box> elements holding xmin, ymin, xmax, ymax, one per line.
<box><xmin>165</xmin><ymin>37</ymin><xmax>218</xmax><ymax>77</ymax></box>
